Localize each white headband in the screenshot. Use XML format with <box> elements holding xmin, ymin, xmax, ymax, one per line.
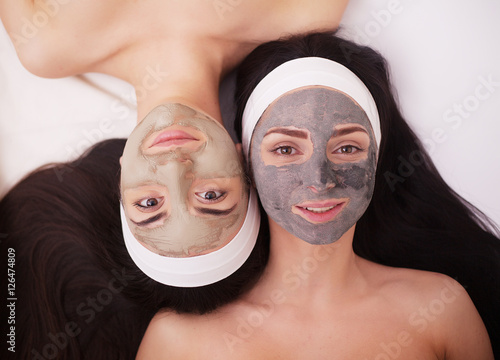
<box><xmin>120</xmin><ymin>188</ymin><xmax>260</xmax><ymax>287</ymax></box>
<box><xmin>242</xmin><ymin>57</ymin><xmax>381</xmax><ymax>159</ymax></box>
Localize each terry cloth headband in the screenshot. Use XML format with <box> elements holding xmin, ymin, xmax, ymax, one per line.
<box><xmin>120</xmin><ymin>188</ymin><xmax>260</xmax><ymax>287</ymax></box>
<box><xmin>242</xmin><ymin>57</ymin><xmax>381</xmax><ymax>159</ymax></box>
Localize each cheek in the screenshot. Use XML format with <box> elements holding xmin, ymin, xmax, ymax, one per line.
<box><xmin>121</xmin><ymin>154</ymin><xmax>161</xmax><ymax>189</ymax></box>
<box><xmin>334</xmin><ymin>145</ymin><xmax>377</xmax><ymax>190</ymax></box>
<box><xmin>333</xmin><ymin>161</ymin><xmax>376</xmax><ymax>211</ymax></box>
<box><xmin>335</xmin><ymin>165</ymin><xmax>372</xmax><ymax>190</ymax></box>
<box><xmin>252</xmin><ymin>161</ymin><xmax>303</xmax><ymax>207</ymax></box>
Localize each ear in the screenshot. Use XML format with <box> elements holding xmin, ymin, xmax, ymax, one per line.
<box><xmin>119</xmin><ymin>156</ymin><xmax>123</xmax><ymax>166</ymax></box>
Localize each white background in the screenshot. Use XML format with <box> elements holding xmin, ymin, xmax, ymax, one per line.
<box><xmin>0</xmin><ymin>0</ymin><xmax>499</xmax><ymax>227</ymax></box>
<box><xmin>341</xmin><ymin>0</ymin><xmax>500</xmax><ymax>228</ymax></box>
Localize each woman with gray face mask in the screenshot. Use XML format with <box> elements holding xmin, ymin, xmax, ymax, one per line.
<box><xmin>136</xmin><ymin>32</ymin><xmax>498</xmax><ymax>359</ymax></box>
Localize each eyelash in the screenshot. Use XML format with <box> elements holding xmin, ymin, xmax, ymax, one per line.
<box><xmin>133</xmin><ymin>197</ymin><xmax>163</xmax><ymax>209</ymax></box>
<box><xmin>195</xmin><ymin>190</ymin><xmax>227</xmax><ymax>203</ymax></box>
<box><xmin>270</xmin><ymin>145</ymin><xmax>300</xmax><ymax>156</ymax></box>
<box><xmin>270</xmin><ymin>145</ymin><xmax>364</xmax><ymax>156</ymax></box>
<box><xmin>332</xmin><ymin>145</ymin><xmax>364</xmax><ymax>155</ymax></box>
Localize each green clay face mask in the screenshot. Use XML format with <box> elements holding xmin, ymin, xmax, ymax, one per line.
<box><xmin>120</xmin><ymin>103</ymin><xmax>248</xmax><ymax>257</ymax></box>
<box><xmin>250</xmin><ymin>87</ymin><xmax>377</xmax><ymax>245</ymax></box>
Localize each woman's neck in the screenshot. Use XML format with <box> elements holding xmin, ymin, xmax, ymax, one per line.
<box><xmin>83</xmin><ymin>1</ymin><xmax>348</xmax><ymax>124</ymax></box>
<box><xmin>75</xmin><ymin>0</ymin><xmax>348</xmax><ymax>123</ymax></box>
<box><xmin>98</xmin><ymin>37</ymin><xmax>232</xmax><ymax>123</ymax></box>
<box><xmin>131</xmin><ymin>62</ymin><xmax>222</xmax><ymax>123</ymax></box>
<box><xmin>251</xmin><ymin>219</ymin><xmax>366</xmax><ymax>307</ymax></box>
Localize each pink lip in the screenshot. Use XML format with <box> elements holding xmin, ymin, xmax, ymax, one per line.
<box><xmin>150</xmin><ymin>130</ymin><xmax>199</xmax><ymax>148</ymax></box>
<box><xmin>293</xmin><ymin>199</ymin><xmax>347</xmax><ymax>224</ymax></box>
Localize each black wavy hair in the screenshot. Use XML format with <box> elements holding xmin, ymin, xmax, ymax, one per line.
<box><xmin>0</xmin><ymin>139</ymin><xmax>269</xmax><ymax>359</ymax></box>
<box><xmin>233</xmin><ymin>31</ymin><xmax>500</xmax><ymax>356</ymax></box>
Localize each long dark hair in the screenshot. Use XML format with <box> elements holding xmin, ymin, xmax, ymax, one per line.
<box><xmin>0</xmin><ymin>139</ymin><xmax>269</xmax><ymax>359</ymax></box>
<box><xmin>234</xmin><ymin>31</ymin><xmax>500</xmax><ymax>355</ymax></box>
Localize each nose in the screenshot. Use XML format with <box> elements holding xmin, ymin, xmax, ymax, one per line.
<box><xmin>304</xmin><ymin>159</ymin><xmax>338</xmax><ymax>193</ymax></box>
<box><xmin>154</xmin><ymin>148</ymin><xmax>193</xmax><ymax>166</ymax></box>
<box><xmin>150</xmin><ymin>154</ymin><xmax>195</xmax><ymax>183</ymax></box>
<box><xmin>307</xmin><ymin>183</ymin><xmax>335</xmax><ymax>193</ymax></box>
<box><xmin>167</xmin><ymin>157</ymin><xmax>194</xmax><ymax>174</ymax></box>
<box><xmin>156</xmin><ymin>158</ymin><xmax>194</xmax><ymax>215</ymax></box>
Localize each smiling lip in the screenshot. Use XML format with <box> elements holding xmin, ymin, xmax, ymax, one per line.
<box><xmin>293</xmin><ymin>199</ymin><xmax>347</xmax><ymax>224</ymax></box>
<box><xmin>149</xmin><ymin>130</ymin><xmax>199</xmax><ymax>149</ymax></box>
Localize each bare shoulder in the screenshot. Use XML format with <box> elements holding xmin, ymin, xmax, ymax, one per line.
<box><xmin>136</xmin><ymin>305</ymin><xmax>243</xmax><ymax>359</ymax></box>
<box><xmin>136</xmin><ymin>310</ymin><xmax>199</xmax><ymax>360</ymax></box>
<box><xmin>359</xmin><ymin>258</ymin><xmax>494</xmax><ymax>359</ymax></box>
<box><xmin>366</xmin><ymin>260</ymin><xmax>466</xmax><ymax>301</ymax></box>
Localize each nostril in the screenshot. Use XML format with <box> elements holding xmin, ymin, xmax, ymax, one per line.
<box><xmin>307</xmin><ymin>185</ymin><xmax>320</xmax><ymax>193</ymax></box>
<box><xmin>177</xmin><ymin>156</ymin><xmax>192</xmax><ymax>164</ymax></box>
<box><xmin>307</xmin><ymin>182</ymin><xmax>335</xmax><ymax>193</ymax></box>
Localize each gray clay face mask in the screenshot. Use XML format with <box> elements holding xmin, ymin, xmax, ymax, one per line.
<box><xmin>250</xmin><ymin>87</ymin><xmax>377</xmax><ymax>245</ymax></box>
<box><xmin>120</xmin><ymin>103</ymin><xmax>248</xmax><ymax>257</ymax></box>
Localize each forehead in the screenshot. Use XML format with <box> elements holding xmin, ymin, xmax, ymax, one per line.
<box><xmin>259</xmin><ymin>86</ymin><xmax>370</xmax><ymax>130</ymax></box>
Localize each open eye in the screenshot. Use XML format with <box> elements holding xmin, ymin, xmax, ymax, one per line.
<box><xmin>260</xmin><ymin>129</ymin><xmax>312</xmax><ymax>167</ymax></box>
<box><xmin>134</xmin><ymin>197</ymin><xmax>163</xmax><ymax>210</ymax></box>
<box><xmin>195</xmin><ymin>190</ymin><xmax>226</xmax><ymax>203</ymax></box>
<box><xmin>334</xmin><ymin>145</ymin><xmax>362</xmax><ymax>155</ymax></box>
<box><xmin>271</xmin><ymin>145</ymin><xmax>301</xmax><ymax>156</ymax></box>
<box><xmin>328</xmin><ymin>141</ymin><xmax>367</xmax><ymax>164</ymax></box>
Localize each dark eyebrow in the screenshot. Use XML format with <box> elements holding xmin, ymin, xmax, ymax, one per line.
<box><xmin>194</xmin><ymin>204</ymin><xmax>237</xmax><ymax>216</ymax></box>
<box><xmin>131</xmin><ymin>212</ymin><xmax>167</xmax><ymax>227</ymax></box>
<box><xmin>333</xmin><ymin>125</ymin><xmax>369</xmax><ymax>137</ymax></box>
<box><xmin>264</xmin><ymin>128</ymin><xmax>309</xmax><ymax>139</ymax></box>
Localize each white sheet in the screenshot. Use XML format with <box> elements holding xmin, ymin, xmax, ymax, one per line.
<box><xmin>1</xmin><ymin>0</ymin><xmax>499</xmax><ymax>227</ymax></box>
<box><xmin>0</xmin><ymin>24</ymin><xmax>136</xmax><ymax>196</ymax></box>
